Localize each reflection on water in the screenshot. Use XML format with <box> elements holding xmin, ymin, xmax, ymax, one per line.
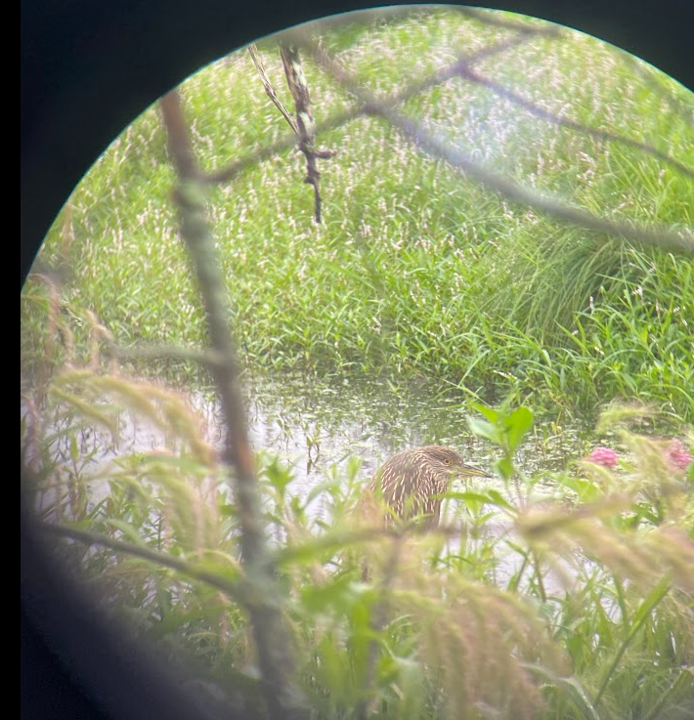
<box><xmin>243</xmin><ymin>372</ymin><xmax>584</xmax><ymax>491</ymax></box>
<box><xmin>24</xmin><ymin>370</ymin><xmax>591</xmax><ymax>535</ymax></box>
<box><xmin>82</xmin><ymin>370</ymin><xmax>588</xmax><ymax>500</ymax></box>
<box><xmin>24</xmin><ymin>370</ymin><xmax>591</xmax><ymax>596</ymax></box>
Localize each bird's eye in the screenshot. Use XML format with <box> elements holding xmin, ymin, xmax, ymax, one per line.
<box><xmin>444</xmin><ymin>458</ymin><xmax>451</xmax><ymax>465</ymax></box>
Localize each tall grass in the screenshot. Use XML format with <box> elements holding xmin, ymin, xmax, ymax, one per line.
<box><xmin>22</xmin><ymin>361</ymin><xmax>694</xmax><ymax>719</ymax></box>
<box><xmin>20</xmin><ymin>9</ymin><xmax>694</xmax><ymax>719</ymax></box>
<box><xmin>21</xmin><ymin>7</ymin><xmax>694</xmax><ymax>420</ymax></box>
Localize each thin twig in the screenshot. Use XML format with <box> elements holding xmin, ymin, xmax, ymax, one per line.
<box><xmin>454</xmin><ymin>63</ymin><xmax>694</xmax><ymax>181</ymax></box>
<box><xmin>248</xmin><ymin>44</ymin><xmax>298</xmax><ymax>134</ymax></box>
<box><xmin>107</xmin><ymin>342</ymin><xmax>226</xmax><ymax>368</ymax></box>
<box><xmin>159</xmin><ymin>91</ymin><xmax>309</xmax><ymax>720</ymax></box>
<box><xmin>40</xmin><ymin>521</ymin><xmax>251</xmax><ymax>605</ymax></box>
<box><xmin>279</xmin><ymin>43</ymin><xmax>336</xmax><ymax>223</ymax></box>
<box><xmin>619</xmin><ymin>51</ymin><xmax>694</xmax><ymax>130</ymax></box>
<box><xmin>206</xmin><ymin>32</ymin><xmax>536</xmax><ymax>185</ymax></box>
<box><xmin>211</xmin><ymin>30</ymin><xmax>692</xmax><ymax>196</ymax></box>
<box><xmin>453</xmin><ymin>6</ymin><xmax>564</xmax><ymax>36</ymax></box>
<box><xmin>248</xmin><ymin>42</ymin><xmax>335</xmax><ymax>223</ymax></box>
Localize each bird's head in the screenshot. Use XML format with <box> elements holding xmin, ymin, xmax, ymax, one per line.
<box><xmin>422</xmin><ymin>445</ymin><xmax>491</xmax><ymax>480</ymax></box>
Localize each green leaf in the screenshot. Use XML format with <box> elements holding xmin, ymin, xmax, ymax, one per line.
<box><xmin>272</xmin><ymin>530</ymin><xmax>367</xmax><ymax>567</ymax></box>
<box><xmin>505</xmin><ymin>406</ymin><xmax>533</xmax><ymax>453</ymax></box>
<box><xmin>595</xmin><ymin>575</ymin><xmax>671</xmax><ymax>707</ymax></box>
<box><xmin>306</xmin><ymin>480</ymin><xmax>339</xmax><ymax>507</ymax></box>
<box><xmin>104</xmin><ymin>518</ymin><xmax>147</xmax><ymax>545</ymax></box>
<box><xmin>534</xmin><ymin>665</ymin><xmax>602</xmax><ymax>720</ymax></box>
<box><xmin>467</xmin><ymin>417</ymin><xmax>498</xmax><ymax>443</ymax></box>
<box><xmin>69</xmin><ymin>435</ymin><xmax>79</xmax><ymax>463</ymax></box>
<box><xmin>447</xmin><ymin>491</ymin><xmax>493</xmax><ymax>504</ymax></box>
<box><xmin>556</xmin><ymin>474</ymin><xmax>601</xmax><ymax>503</ymax></box>
<box><xmin>496</xmin><ymin>456</ymin><xmax>514</xmax><ymax>481</ymax></box>
<box><xmin>300</xmin><ymin>574</ymin><xmax>357</xmax><ymax>613</ymax></box>
<box><xmin>472</xmin><ymin>403</ymin><xmax>499</xmax><ymax>423</ymax></box>
<box><xmin>264</xmin><ymin>458</ymin><xmax>295</xmax><ymax>493</ymax></box>
<box><xmin>486</xmin><ymin>488</ymin><xmax>516</xmax><ymax>511</ymax></box>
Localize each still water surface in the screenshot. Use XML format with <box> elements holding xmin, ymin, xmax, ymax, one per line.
<box><xmin>27</xmin><ymin>370</ymin><xmax>592</xmax><ymax>593</ymax></box>
<box><xmin>85</xmin><ymin>370</ymin><xmax>589</xmax><ymax>501</ymax></box>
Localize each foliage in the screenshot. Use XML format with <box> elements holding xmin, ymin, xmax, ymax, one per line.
<box><xmin>20</xmin><ymin>7</ymin><xmax>694</xmax><ymax>420</ymax></box>
<box><xmin>22</xmin><ymin>367</ymin><xmax>694</xmax><ymax>719</ymax></box>
<box><xmin>20</xmin><ymin>7</ymin><xmax>694</xmax><ymax>719</ymax></box>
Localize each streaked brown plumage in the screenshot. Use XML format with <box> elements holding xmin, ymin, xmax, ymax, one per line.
<box><xmin>369</xmin><ymin>445</ymin><xmax>491</xmax><ymax>529</ymax></box>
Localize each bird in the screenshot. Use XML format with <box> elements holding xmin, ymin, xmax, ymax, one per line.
<box><xmin>367</xmin><ymin>445</ymin><xmax>492</xmax><ymax>529</ymax></box>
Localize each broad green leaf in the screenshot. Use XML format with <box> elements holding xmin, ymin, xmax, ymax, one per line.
<box><xmin>468</xmin><ymin>417</ymin><xmax>498</xmax><ymax>443</ymax></box>
<box><xmin>472</xmin><ymin>403</ymin><xmax>499</xmax><ymax>423</ymax></box>
<box><xmin>496</xmin><ymin>456</ymin><xmax>514</xmax><ymax>481</ymax></box>
<box><xmin>505</xmin><ymin>406</ymin><xmax>533</xmax><ymax>452</ymax></box>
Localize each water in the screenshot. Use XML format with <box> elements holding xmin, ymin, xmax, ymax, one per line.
<box><xmin>23</xmin><ymin>369</ymin><xmax>594</xmax><ymax>599</ymax></box>
<box><xmin>26</xmin><ymin>370</ymin><xmax>588</xmax><ymax>505</ymax></box>
<box><xmin>183</xmin><ymin>371</ymin><xmax>586</xmax><ymax>499</ymax></box>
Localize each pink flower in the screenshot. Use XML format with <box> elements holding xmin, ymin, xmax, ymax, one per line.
<box><xmin>665</xmin><ymin>440</ymin><xmax>693</xmax><ymax>472</ymax></box>
<box><xmin>585</xmin><ymin>446</ymin><xmax>619</xmax><ymax>468</ymax></box>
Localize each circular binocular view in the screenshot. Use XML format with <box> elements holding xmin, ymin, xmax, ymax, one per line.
<box><xmin>21</xmin><ymin>6</ymin><xmax>693</xmax><ymax>720</ymax></box>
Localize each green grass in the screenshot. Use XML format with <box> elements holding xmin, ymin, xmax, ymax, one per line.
<box><xmin>22</xmin><ymin>368</ymin><xmax>694</xmax><ymax>720</ymax></box>
<box><xmin>21</xmin><ymin>7</ymin><xmax>694</xmax><ymax>420</ymax></box>
<box><xmin>20</xmin><ymin>10</ymin><xmax>694</xmax><ymax>718</ymax></box>
<box><xmin>22</xmin><ymin>11</ymin><xmax>694</xmax><ymax>419</ymax></box>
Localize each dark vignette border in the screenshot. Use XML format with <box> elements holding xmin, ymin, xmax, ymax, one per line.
<box><xmin>21</xmin><ymin>2</ymin><xmax>694</xmax><ymax>719</ymax></box>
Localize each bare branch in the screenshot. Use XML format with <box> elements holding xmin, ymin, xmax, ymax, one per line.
<box><xmin>454</xmin><ymin>6</ymin><xmax>564</xmax><ymax>36</ymax></box>
<box><xmin>619</xmin><ymin>51</ymin><xmax>694</xmax><ymax>130</ymax></box>
<box><xmin>279</xmin><ymin>43</ymin><xmax>335</xmax><ymax>223</ymax></box>
<box><xmin>107</xmin><ymin>342</ymin><xmax>226</xmax><ymax>369</ymax></box>
<box><xmin>246</xmin><ymin>43</ymin><xmax>336</xmax><ymax>222</ymax></box>
<box><xmin>159</xmin><ymin>93</ymin><xmax>200</xmax><ymax>180</ymax></box>
<box><xmin>454</xmin><ymin>62</ymin><xmax>694</xmax><ymax>181</ymax></box>
<box><xmin>41</xmin><ymin>521</ymin><xmax>251</xmax><ymax>606</ymax></box>
<box><xmin>209</xmin><ymin>29</ymin><xmax>692</xmax><ymax>200</ymax></box>
<box><xmin>159</xmin><ymin>90</ymin><xmax>309</xmax><ymax>720</ymax></box>
<box><xmin>206</xmin><ymin>32</ymin><xmax>537</xmax><ymax>185</ymax></box>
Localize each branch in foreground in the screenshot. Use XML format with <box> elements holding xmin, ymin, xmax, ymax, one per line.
<box><xmin>619</xmin><ymin>51</ymin><xmax>694</xmax><ymax>130</ymax></box>
<box><xmin>160</xmin><ymin>91</ymin><xmax>309</xmax><ymax>720</ymax></box>
<box><xmin>454</xmin><ymin>5</ymin><xmax>564</xmax><ymax>36</ymax></box>
<box><xmin>107</xmin><ymin>342</ymin><xmax>226</xmax><ymax>369</ymax></box>
<box><xmin>308</xmin><ymin>43</ymin><xmax>694</xmax><ymax>256</ymax></box>
<box><xmin>41</xmin><ymin>521</ymin><xmax>251</xmax><ymax>606</ymax></box>
<box><xmin>455</xmin><ymin>63</ymin><xmax>694</xmax><ymax>181</ymax></box>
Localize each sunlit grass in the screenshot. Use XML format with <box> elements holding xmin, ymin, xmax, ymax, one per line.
<box><xmin>20</xmin><ymin>8</ymin><xmax>694</xmax><ymax>719</ymax></box>
<box><xmin>22</xmin><ymin>364</ymin><xmax>694</xmax><ymax>720</ymax></box>
<box><xmin>22</xmin><ymin>9</ymin><xmax>693</xmax><ymax>420</ymax></box>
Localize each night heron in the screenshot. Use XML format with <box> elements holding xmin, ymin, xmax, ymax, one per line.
<box><xmin>368</xmin><ymin>445</ymin><xmax>491</xmax><ymax>529</ymax></box>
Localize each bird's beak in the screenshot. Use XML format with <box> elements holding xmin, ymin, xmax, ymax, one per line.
<box><xmin>457</xmin><ymin>464</ymin><xmax>492</xmax><ymax>479</ymax></box>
